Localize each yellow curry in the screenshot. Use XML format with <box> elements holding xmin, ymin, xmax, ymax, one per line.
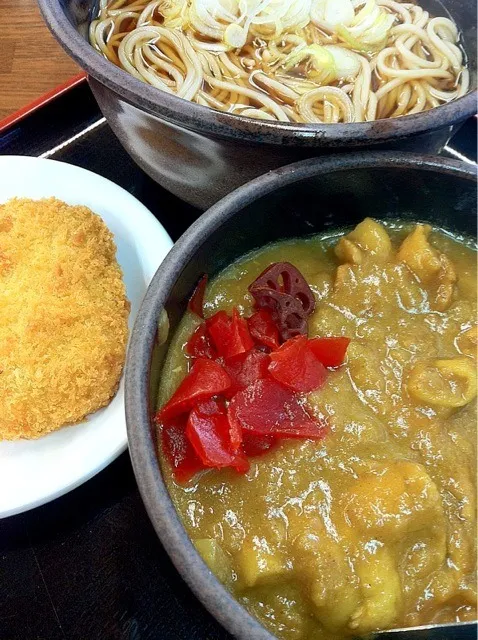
<box><xmin>157</xmin><ymin>219</ymin><xmax>477</xmax><ymax>639</ymax></box>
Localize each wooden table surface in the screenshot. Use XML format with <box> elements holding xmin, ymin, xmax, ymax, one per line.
<box><xmin>0</xmin><ymin>0</ymin><xmax>80</xmax><ymax>121</ymax></box>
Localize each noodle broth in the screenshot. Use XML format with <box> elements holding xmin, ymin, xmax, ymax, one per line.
<box><xmin>89</xmin><ymin>0</ymin><xmax>470</xmax><ymax>124</ymax></box>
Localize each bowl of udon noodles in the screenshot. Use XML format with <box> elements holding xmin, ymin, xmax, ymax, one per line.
<box><xmin>39</xmin><ymin>0</ymin><xmax>476</xmax><ymax>208</ymax></box>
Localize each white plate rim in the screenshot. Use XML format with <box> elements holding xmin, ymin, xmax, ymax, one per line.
<box><xmin>0</xmin><ymin>155</ymin><xmax>173</xmax><ymax>518</ymax></box>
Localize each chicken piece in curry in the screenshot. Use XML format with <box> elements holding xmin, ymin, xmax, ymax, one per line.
<box><xmin>157</xmin><ymin>219</ymin><xmax>477</xmax><ymax>639</ymax></box>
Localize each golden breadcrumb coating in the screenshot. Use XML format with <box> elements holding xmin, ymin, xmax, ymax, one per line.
<box><xmin>0</xmin><ymin>197</ymin><xmax>130</xmax><ymax>439</ymax></box>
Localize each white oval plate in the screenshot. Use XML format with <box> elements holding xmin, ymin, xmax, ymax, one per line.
<box><xmin>0</xmin><ymin>156</ymin><xmax>173</xmax><ymax>518</ymax></box>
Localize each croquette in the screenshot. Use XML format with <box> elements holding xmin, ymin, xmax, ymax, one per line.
<box><xmin>0</xmin><ymin>197</ymin><xmax>130</xmax><ymax>439</ymax></box>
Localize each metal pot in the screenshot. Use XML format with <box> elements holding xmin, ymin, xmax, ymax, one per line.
<box><xmin>39</xmin><ymin>0</ymin><xmax>477</xmax><ymax>209</ymax></box>
<box><xmin>124</xmin><ymin>152</ymin><xmax>477</xmax><ymax>640</ymax></box>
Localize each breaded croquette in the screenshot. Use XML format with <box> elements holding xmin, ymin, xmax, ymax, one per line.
<box><xmin>0</xmin><ymin>197</ymin><xmax>130</xmax><ymax>439</ymax></box>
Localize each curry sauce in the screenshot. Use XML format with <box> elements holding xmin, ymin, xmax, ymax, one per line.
<box><xmin>157</xmin><ymin>219</ymin><xmax>477</xmax><ymax>639</ymax></box>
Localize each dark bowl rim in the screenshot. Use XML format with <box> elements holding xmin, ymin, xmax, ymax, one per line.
<box><xmin>39</xmin><ymin>0</ymin><xmax>477</xmax><ymax>147</ymax></box>
<box><xmin>124</xmin><ymin>151</ymin><xmax>477</xmax><ymax>640</ymax></box>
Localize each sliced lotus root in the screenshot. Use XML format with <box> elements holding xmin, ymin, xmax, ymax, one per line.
<box><xmin>248</xmin><ymin>286</ymin><xmax>308</xmax><ymax>342</ymax></box>
<box><xmin>248</xmin><ymin>262</ymin><xmax>315</xmax><ymax>315</ymax></box>
<box><xmin>248</xmin><ymin>263</ymin><xmax>315</xmax><ymax>342</ymax></box>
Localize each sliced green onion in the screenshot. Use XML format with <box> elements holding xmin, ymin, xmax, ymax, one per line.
<box><xmin>311</xmin><ymin>0</ymin><xmax>354</xmax><ymax>31</ymax></box>
<box><xmin>283</xmin><ymin>42</ymin><xmax>361</xmax><ymax>84</ymax></box>
<box><xmin>324</xmin><ymin>45</ymin><xmax>361</xmax><ymax>79</ymax></box>
<box><xmin>336</xmin><ymin>0</ymin><xmax>395</xmax><ymax>51</ymax></box>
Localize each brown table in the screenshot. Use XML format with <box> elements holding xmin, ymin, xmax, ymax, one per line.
<box><xmin>0</xmin><ymin>0</ymin><xmax>80</xmax><ymax>121</ymax></box>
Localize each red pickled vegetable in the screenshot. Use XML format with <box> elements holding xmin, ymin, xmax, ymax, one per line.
<box><xmin>228</xmin><ymin>378</ymin><xmax>327</xmax><ymax>440</ymax></box>
<box><xmin>250</xmin><ymin>287</ymin><xmax>308</xmax><ymax>342</ymax></box>
<box><xmin>249</xmin><ymin>262</ymin><xmax>316</xmax><ymax>342</ymax></box>
<box><xmin>206</xmin><ymin>311</ymin><xmax>229</xmax><ymax>347</ymax></box>
<box><xmin>158</xmin><ymin>358</ymin><xmax>231</xmax><ymax>421</ymax></box>
<box><xmin>194</xmin><ymin>397</ymin><xmax>226</xmax><ymax>416</ymax></box>
<box><xmin>309</xmin><ymin>337</ymin><xmax>351</xmax><ymax>368</ymax></box>
<box><xmin>247</xmin><ymin>310</ymin><xmax>280</xmax><ymax>350</ymax></box>
<box><xmin>193</xmin><ymin>397</ymin><xmax>242</xmax><ymax>452</ymax></box>
<box><xmin>249</xmin><ymin>262</ymin><xmax>316</xmax><ymax>315</ymax></box>
<box><xmin>207</xmin><ymin>308</ymin><xmax>254</xmax><ymax>360</ymax></box>
<box><xmin>186</xmin><ymin>324</ymin><xmax>217</xmax><ymax>360</ymax></box>
<box><xmin>188</xmin><ymin>274</ymin><xmax>208</xmax><ymax>318</ymax></box>
<box><xmin>159</xmin><ymin>415</ymin><xmax>204</xmax><ymax>484</ymax></box>
<box><xmin>233</xmin><ymin>307</ymin><xmax>255</xmax><ymax>351</ymax></box>
<box><xmin>241</xmin><ymin>432</ymin><xmax>277</xmax><ymax>457</ymax></box>
<box><xmin>186</xmin><ymin>400</ymin><xmax>249</xmax><ymax>471</ymax></box>
<box><xmin>269</xmin><ymin>336</ymin><xmax>328</xmax><ymax>393</ymax></box>
<box><xmin>224</xmin><ymin>349</ymin><xmax>270</xmax><ymax>396</ymax></box>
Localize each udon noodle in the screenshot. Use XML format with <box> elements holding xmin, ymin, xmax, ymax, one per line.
<box><xmin>89</xmin><ymin>0</ymin><xmax>470</xmax><ymax>123</ymax></box>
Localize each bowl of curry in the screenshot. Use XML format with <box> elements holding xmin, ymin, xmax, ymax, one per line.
<box><xmin>125</xmin><ymin>152</ymin><xmax>477</xmax><ymax>640</ymax></box>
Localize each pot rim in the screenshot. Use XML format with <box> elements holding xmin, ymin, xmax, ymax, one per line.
<box><xmin>39</xmin><ymin>0</ymin><xmax>477</xmax><ymax>147</ymax></box>
<box><xmin>124</xmin><ymin>151</ymin><xmax>476</xmax><ymax>640</ymax></box>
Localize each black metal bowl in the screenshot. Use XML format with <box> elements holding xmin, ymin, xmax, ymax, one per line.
<box><xmin>125</xmin><ymin>152</ymin><xmax>477</xmax><ymax>640</ymax></box>
<box><xmin>39</xmin><ymin>0</ymin><xmax>477</xmax><ymax>209</ymax></box>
